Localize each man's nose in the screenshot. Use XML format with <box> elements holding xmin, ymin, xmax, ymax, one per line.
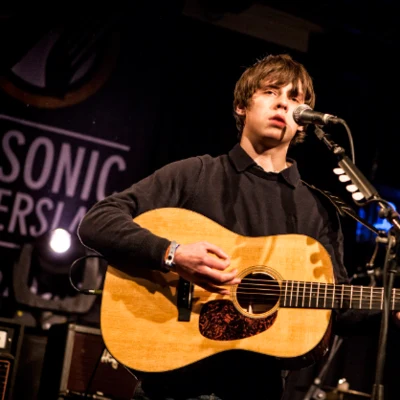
<box><xmin>276</xmin><ymin>95</ymin><xmax>288</xmax><ymax>110</ymax></box>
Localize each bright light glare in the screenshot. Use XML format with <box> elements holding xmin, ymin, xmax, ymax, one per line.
<box><xmin>352</xmin><ymin>192</ymin><xmax>365</xmax><ymax>201</ymax></box>
<box><xmin>49</xmin><ymin>229</ymin><xmax>71</xmax><ymax>253</ymax></box>
<box><xmin>333</xmin><ymin>168</ymin><xmax>345</xmax><ymax>175</ymax></box>
<box><xmin>339</xmin><ymin>174</ymin><xmax>351</xmax><ymax>182</ymax></box>
<box><xmin>346</xmin><ymin>184</ymin><xmax>359</xmax><ymax>193</ymax></box>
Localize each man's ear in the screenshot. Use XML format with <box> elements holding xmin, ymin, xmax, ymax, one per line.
<box><xmin>235</xmin><ymin>106</ymin><xmax>246</xmax><ymax>116</ymax></box>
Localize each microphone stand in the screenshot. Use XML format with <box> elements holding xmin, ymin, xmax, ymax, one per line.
<box><xmin>302</xmin><ymin>335</ymin><xmax>343</xmax><ymax>400</ymax></box>
<box><xmin>313</xmin><ymin>125</ymin><xmax>400</xmax><ymax>400</ymax></box>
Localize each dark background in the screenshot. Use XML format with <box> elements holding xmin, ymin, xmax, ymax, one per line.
<box><xmin>0</xmin><ymin>2</ymin><xmax>400</xmax><ymax>399</ymax></box>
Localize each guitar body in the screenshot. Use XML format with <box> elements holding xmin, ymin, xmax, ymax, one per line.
<box><xmin>100</xmin><ymin>208</ymin><xmax>334</xmax><ymax>373</ymax></box>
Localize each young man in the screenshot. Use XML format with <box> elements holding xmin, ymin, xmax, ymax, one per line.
<box><xmin>78</xmin><ymin>54</ymin><xmax>365</xmax><ymax>399</ymax></box>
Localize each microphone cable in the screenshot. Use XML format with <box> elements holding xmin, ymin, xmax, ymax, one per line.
<box><xmin>69</xmin><ymin>254</ymin><xmax>107</xmax><ymax>295</ymax></box>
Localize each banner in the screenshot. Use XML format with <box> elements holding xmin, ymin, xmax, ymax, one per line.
<box><xmin>0</xmin><ymin>114</ymin><xmax>131</xmax><ymax>249</ymax></box>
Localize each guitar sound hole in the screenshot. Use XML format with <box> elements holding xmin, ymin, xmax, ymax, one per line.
<box><xmin>237</xmin><ymin>272</ymin><xmax>280</xmax><ymax>314</ymax></box>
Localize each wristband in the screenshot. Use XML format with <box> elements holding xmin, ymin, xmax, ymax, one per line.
<box><xmin>162</xmin><ymin>240</ymin><xmax>180</xmax><ymax>272</ymax></box>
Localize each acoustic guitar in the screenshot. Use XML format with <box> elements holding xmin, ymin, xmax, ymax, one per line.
<box><xmin>100</xmin><ymin>207</ymin><xmax>396</xmax><ymax>373</ymax></box>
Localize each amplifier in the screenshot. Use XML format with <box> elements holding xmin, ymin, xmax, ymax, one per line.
<box><xmin>39</xmin><ymin>323</ymin><xmax>138</xmax><ymax>400</ymax></box>
<box><xmin>0</xmin><ymin>354</ymin><xmax>13</xmax><ymax>400</ymax></box>
<box><xmin>0</xmin><ymin>318</ymin><xmax>24</xmax><ymax>400</ymax></box>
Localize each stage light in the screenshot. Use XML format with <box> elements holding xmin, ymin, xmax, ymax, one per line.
<box><xmin>12</xmin><ymin>228</ymin><xmax>103</xmax><ymax>316</ymax></box>
<box><xmin>33</xmin><ymin>228</ymin><xmax>86</xmax><ymax>276</ymax></box>
<box><xmin>49</xmin><ymin>228</ymin><xmax>71</xmax><ymax>254</ymax></box>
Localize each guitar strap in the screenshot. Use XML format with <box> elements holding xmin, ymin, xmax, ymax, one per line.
<box><xmin>301</xmin><ymin>180</ymin><xmax>379</xmax><ymax>236</ymax></box>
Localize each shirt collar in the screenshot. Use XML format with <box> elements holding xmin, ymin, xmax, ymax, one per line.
<box><xmin>228</xmin><ymin>143</ymin><xmax>301</xmax><ymax>188</ymax></box>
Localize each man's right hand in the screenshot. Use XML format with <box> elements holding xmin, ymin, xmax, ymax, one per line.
<box><xmin>173</xmin><ymin>241</ymin><xmax>241</xmax><ymax>294</ymax></box>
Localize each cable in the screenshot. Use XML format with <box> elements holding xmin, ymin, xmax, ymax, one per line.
<box><xmin>339</xmin><ymin>119</ymin><xmax>355</xmax><ymax>164</ymax></box>
<box><xmin>69</xmin><ymin>254</ymin><xmax>107</xmax><ymax>295</ymax></box>
<box><xmin>83</xmin><ymin>345</ymin><xmax>106</xmax><ymax>399</ymax></box>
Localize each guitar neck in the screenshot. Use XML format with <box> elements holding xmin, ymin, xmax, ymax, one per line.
<box><xmin>279</xmin><ymin>281</ymin><xmax>398</xmax><ymax>311</ymax></box>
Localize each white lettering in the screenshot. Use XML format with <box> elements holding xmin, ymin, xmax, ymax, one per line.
<box><xmin>100</xmin><ymin>348</ymin><xmax>119</xmax><ymax>370</ymax></box>
<box><xmin>0</xmin><ymin>130</ymin><xmax>25</xmax><ymax>183</ymax></box>
<box><xmin>52</xmin><ymin>144</ymin><xmax>86</xmax><ymax>197</ymax></box>
<box><xmin>0</xmin><ymin>121</ymin><xmax>130</xmax><ymax>246</ymax></box>
<box><xmin>2</xmin><ymin>192</ymin><xmax>88</xmax><ymax>240</ymax></box>
<box><xmin>0</xmin><ymin>188</ymin><xmax>12</xmax><ymax>231</ymax></box>
<box><xmin>1</xmin><ymin>129</ymin><xmax>128</xmax><ymax>201</ymax></box>
<box><xmin>97</xmin><ymin>155</ymin><xmax>126</xmax><ymax>200</ymax></box>
<box><xmin>51</xmin><ymin>201</ymin><xmax>64</xmax><ymax>230</ymax></box>
<box><xmin>24</xmin><ymin>137</ymin><xmax>54</xmax><ymax>190</ymax></box>
<box><xmin>81</xmin><ymin>150</ymin><xmax>99</xmax><ymax>200</ymax></box>
<box><xmin>30</xmin><ymin>197</ymin><xmax>54</xmax><ymax>236</ymax></box>
<box><xmin>8</xmin><ymin>192</ymin><xmax>34</xmax><ymax>235</ymax></box>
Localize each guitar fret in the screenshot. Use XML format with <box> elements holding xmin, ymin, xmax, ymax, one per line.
<box><xmin>290</xmin><ymin>281</ymin><xmax>294</xmax><ymax>307</ymax></box>
<box><xmin>340</xmin><ymin>284</ymin><xmax>344</xmax><ymax>308</ymax></box>
<box><xmin>280</xmin><ymin>280</ymin><xmax>399</xmax><ymax>311</ymax></box>
<box><xmin>370</xmin><ymin>286</ymin><xmax>373</xmax><ymax>309</ymax></box>
<box><xmin>350</xmin><ymin>286</ymin><xmax>353</xmax><ymax>308</ymax></box>
<box><xmin>284</xmin><ymin>281</ymin><xmax>288</xmax><ymax>307</ymax></box>
<box><xmin>392</xmin><ymin>288</ymin><xmax>395</xmax><ymax>310</ymax></box>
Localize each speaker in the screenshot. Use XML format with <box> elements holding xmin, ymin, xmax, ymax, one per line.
<box><xmin>39</xmin><ymin>323</ymin><xmax>138</xmax><ymax>399</ymax></box>
<box><xmin>0</xmin><ymin>317</ymin><xmax>24</xmax><ymax>400</ymax></box>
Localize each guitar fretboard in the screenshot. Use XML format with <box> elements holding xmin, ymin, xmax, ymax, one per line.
<box><xmin>279</xmin><ymin>281</ymin><xmax>398</xmax><ymax>310</ymax></box>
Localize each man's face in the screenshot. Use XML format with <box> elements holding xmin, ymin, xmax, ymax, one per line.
<box><xmin>237</xmin><ymin>81</ymin><xmax>305</xmax><ymax>147</ymax></box>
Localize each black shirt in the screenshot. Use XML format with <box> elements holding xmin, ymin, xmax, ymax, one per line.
<box><xmin>79</xmin><ymin>144</ymin><xmax>348</xmax><ymax>283</ymax></box>
<box><xmin>78</xmin><ymin>144</ymin><xmax>352</xmax><ymax>399</ymax></box>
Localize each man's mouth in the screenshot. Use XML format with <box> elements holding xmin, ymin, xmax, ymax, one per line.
<box><xmin>269</xmin><ymin>116</ymin><xmax>286</xmax><ymax>127</ymax></box>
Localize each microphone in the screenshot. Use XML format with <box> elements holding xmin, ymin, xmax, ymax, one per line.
<box><xmin>293</xmin><ymin>104</ymin><xmax>343</xmax><ymax>126</ymax></box>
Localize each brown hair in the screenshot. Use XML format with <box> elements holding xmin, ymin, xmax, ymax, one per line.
<box><xmin>233</xmin><ymin>53</ymin><xmax>316</xmax><ymax>144</ymax></box>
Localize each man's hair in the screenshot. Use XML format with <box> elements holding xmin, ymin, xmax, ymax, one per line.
<box><xmin>233</xmin><ymin>53</ymin><xmax>316</xmax><ymax>145</ymax></box>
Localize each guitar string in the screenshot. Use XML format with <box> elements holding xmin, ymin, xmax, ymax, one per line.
<box><xmin>195</xmin><ymin>287</ymin><xmax>399</xmax><ymax>301</ymax></box>
<box><xmin>231</xmin><ymin>279</ymin><xmax>397</xmax><ymax>299</ymax></box>
<box><xmin>234</xmin><ymin>280</ymin><xmax>394</xmax><ymax>290</ymax></box>
<box><xmin>232</xmin><ymin>293</ymin><xmax>390</xmax><ymax>302</ymax></box>
<box><xmin>230</xmin><ymin>288</ymin><xmax>398</xmax><ymax>302</ymax></box>
<box><xmin>193</xmin><ymin>295</ymin><xmax>392</xmax><ymax>309</ymax></box>
<box><xmin>234</xmin><ymin>283</ymin><xmax>390</xmax><ymax>295</ymax></box>
<box><xmin>197</xmin><ymin>279</ymin><xmax>400</xmax><ymax>303</ymax></box>
<box><xmin>224</xmin><ymin>291</ymin><xmax>394</xmax><ymax>301</ymax></box>
<box><xmin>195</xmin><ymin>289</ymin><xmax>397</xmax><ymax>308</ymax></box>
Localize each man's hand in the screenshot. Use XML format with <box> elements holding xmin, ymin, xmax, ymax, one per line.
<box><xmin>173</xmin><ymin>241</ymin><xmax>241</xmax><ymax>294</ymax></box>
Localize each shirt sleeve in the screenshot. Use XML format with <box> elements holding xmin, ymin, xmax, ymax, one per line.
<box><xmin>77</xmin><ymin>156</ymin><xmax>203</xmax><ymax>272</ymax></box>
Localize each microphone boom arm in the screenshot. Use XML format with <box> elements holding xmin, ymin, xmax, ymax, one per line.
<box><xmin>313</xmin><ymin>126</ymin><xmax>400</xmax><ymax>231</ymax></box>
